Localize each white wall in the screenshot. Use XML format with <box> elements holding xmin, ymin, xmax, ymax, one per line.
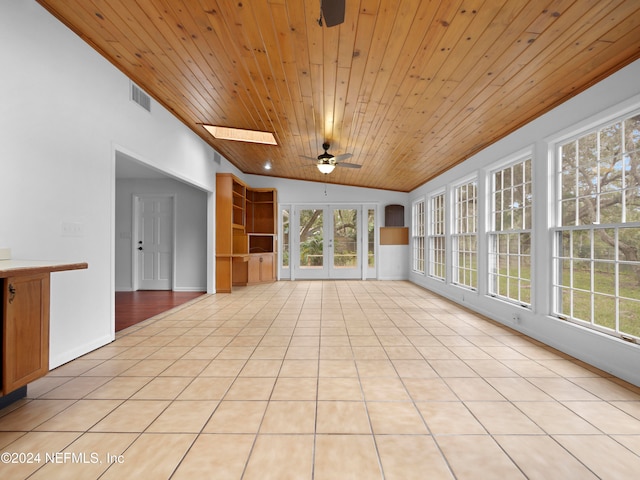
<box><xmin>409</xmin><ymin>60</ymin><xmax>640</xmax><ymax>386</ymax></box>
<box><xmin>115</xmin><ymin>178</ymin><xmax>208</xmax><ymax>292</ymax></box>
<box><xmin>0</xmin><ymin>1</ymin><xmax>216</xmax><ymax>368</ymax></box>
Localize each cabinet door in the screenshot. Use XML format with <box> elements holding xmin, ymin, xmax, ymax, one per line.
<box><xmin>260</xmin><ymin>254</ymin><xmax>274</xmax><ymax>281</ymax></box>
<box><xmin>2</xmin><ymin>274</ymin><xmax>50</xmax><ymax>394</ymax></box>
<box><xmin>247</xmin><ymin>256</ymin><xmax>262</xmax><ymax>284</ymax></box>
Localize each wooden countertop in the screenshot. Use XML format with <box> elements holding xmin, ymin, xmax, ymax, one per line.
<box><xmin>0</xmin><ymin>260</ymin><xmax>88</xmax><ymax>278</ymax></box>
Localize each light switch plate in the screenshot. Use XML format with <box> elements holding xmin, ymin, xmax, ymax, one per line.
<box><xmin>61</xmin><ymin>222</ymin><xmax>85</xmax><ymax>237</ymax></box>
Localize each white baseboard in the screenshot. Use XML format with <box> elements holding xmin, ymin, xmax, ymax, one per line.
<box><xmin>49</xmin><ymin>333</ymin><xmax>114</xmax><ymax>369</ymax></box>
<box><xmin>115</xmin><ymin>286</ymin><xmax>206</xmax><ymax>292</ymax></box>
<box><xmin>172</xmin><ymin>286</ymin><xmax>207</xmax><ymax>292</ymax></box>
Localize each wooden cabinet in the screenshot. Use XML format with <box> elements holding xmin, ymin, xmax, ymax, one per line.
<box><xmin>247</xmin><ymin>253</ymin><xmax>274</xmax><ymax>284</ymax></box>
<box><xmin>385</xmin><ymin>204</ymin><xmax>405</xmax><ymax>227</ymax></box>
<box><xmin>216</xmin><ymin>174</ymin><xmax>277</xmax><ymax>292</ymax></box>
<box><xmin>1</xmin><ymin>273</ymin><xmax>50</xmax><ymax>394</ymax></box>
<box><xmin>0</xmin><ymin>260</ymin><xmax>87</xmax><ymax>404</ymax></box>
<box><xmin>246</xmin><ymin>234</ymin><xmax>275</xmax><ymax>285</ymax></box>
<box><xmin>216</xmin><ymin>174</ymin><xmax>248</xmax><ymax>293</ymax></box>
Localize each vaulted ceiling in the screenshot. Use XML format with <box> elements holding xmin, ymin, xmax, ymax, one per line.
<box><xmin>37</xmin><ymin>0</ymin><xmax>640</xmax><ymax>192</ymax></box>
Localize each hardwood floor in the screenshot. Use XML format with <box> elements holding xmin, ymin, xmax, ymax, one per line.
<box><xmin>115</xmin><ymin>290</ymin><xmax>205</xmax><ymax>331</ymax></box>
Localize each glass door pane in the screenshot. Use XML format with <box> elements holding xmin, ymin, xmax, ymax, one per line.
<box><xmin>282</xmin><ymin>208</ymin><xmax>290</xmax><ymax>269</ymax></box>
<box><xmin>333</xmin><ymin>208</ymin><xmax>358</xmax><ymax>268</ymax></box>
<box><xmin>330</xmin><ymin>207</ymin><xmax>361</xmax><ymax>279</ymax></box>
<box><xmin>368</xmin><ymin>208</ymin><xmax>375</xmax><ymax>269</ymax></box>
<box><xmin>299</xmin><ymin>208</ymin><xmax>324</xmax><ymax>270</ymax></box>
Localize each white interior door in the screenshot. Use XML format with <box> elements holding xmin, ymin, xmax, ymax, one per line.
<box><xmin>293</xmin><ymin>205</ymin><xmax>361</xmax><ymax>279</ymax></box>
<box><xmin>135</xmin><ymin>195</ymin><xmax>174</xmax><ymax>290</ymax></box>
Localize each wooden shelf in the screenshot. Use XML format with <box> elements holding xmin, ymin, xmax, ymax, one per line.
<box><xmin>216</xmin><ymin>174</ymin><xmax>277</xmax><ymax>292</ymax></box>
<box><xmin>249</xmin><ymin>234</ymin><xmax>274</xmax><ymax>254</ymax></box>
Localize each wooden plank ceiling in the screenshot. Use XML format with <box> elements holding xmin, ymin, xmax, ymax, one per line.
<box><xmin>37</xmin><ymin>0</ymin><xmax>640</xmax><ymax>192</ymax></box>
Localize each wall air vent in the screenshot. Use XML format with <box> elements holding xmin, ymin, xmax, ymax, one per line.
<box><xmin>130</xmin><ymin>82</ymin><xmax>151</xmax><ymax>112</ymax></box>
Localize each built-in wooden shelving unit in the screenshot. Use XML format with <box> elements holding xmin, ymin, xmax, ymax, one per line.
<box><xmin>216</xmin><ymin>174</ymin><xmax>277</xmax><ymax>292</ymax></box>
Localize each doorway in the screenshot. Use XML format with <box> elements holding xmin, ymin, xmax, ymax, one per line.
<box><xmin>115</xmin><ymin>151</ymin><xmax>210</xmax><ymax>331</ymax></box>
<box><xmin>293</xmin><ymin>205</ymin><xmax>362</xmax><ymax>279</ymax></box>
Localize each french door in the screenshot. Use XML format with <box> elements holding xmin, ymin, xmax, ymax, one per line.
<box><xmin>293</xmin><ymin>205</ymin><xmax>362</xmax><ymax>279</ymax></box>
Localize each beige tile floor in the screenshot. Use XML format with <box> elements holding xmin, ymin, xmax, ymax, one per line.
<box><xmin>1</xmin><ymin>280</ymin><xmax>640</xmax><ymax>479</ymax></box>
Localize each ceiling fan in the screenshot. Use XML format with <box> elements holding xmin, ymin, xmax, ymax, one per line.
<box><xmin>318</xmin><ymin>0</ymin><xmax>345</xmax><ymax>27</ymax></box>
<box><xmin>302</xmin><ymin>142</ymin><xmax>361</xmax><ymax>174</ymax></box>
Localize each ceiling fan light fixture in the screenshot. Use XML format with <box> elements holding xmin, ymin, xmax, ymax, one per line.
<box><xmin>317</xmin><ymin>162</ymin><xmax>336</xmax><ymax>174</ymax></box>
<box><xmin>202</xmin><ymin>125</ymin><xmax>277</xmax><ymax>145</ymax></box>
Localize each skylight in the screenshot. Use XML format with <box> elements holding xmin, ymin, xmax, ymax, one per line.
<box><xmin>202</xmin><ymin>125</ymin><xmax>277</xmax><ymax>145</ymax></box>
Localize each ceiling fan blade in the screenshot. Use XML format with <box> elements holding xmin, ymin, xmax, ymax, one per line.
<box><xmin>336</xmin><ymin>162</ymin><xmax>361</xmax><ymax>169</ymax></box>
<box><xmin>300</xmin><ymin>155</ymin><xmax>319</xmax><ymax>161</ymax></box>
<box><xmin>332</xmin><ymin>152</ymin><xmax>352</xmax><ymax>162</ymax></box>
<box><xmin>321</xmin><ymin>0</ymin><xmax>345</xmax><ymax>27</ymax></box>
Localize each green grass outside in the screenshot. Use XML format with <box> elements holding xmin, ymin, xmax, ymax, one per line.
<box><xmin>493</xmin><ymin>262</ymin><xmax>639</xmax><ymax>338</ymax></box>
<box><xmin>560</xmin><ymin>266</ymin><xmax>640</xmax><ymax>338</ymax></box>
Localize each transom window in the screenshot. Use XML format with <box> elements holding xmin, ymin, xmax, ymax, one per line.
<box><xmin>489</xmin><ymin>158</ymin><xmax>532</xmax><ymax>306</ymax></box>
<box><xmin>453</xmin><ymin>181</ymin><xmax>477</xmax><ymax>289</ymax></box>
<box><xmin>428</xmin><ymin>192</ymin><xmax>446</xmax><ymax>280</ymax></box>
<box><xmin>553</xmin><ymin>112</ymin><xmax>640</xmax><ymax>340</ymax></box>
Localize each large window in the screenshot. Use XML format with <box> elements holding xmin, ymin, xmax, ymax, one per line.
<box><xmin>428</xmin><ymin>192</ymin><xmax>446</xmax><ymax>280</ymax></box>
<box><xmin>453</xmin><ymin>181</ymin><xmax>477</xmax><ymax>289</ymax></box>
<box><xmin>554</xmin><ymin>112</ymin><xmax>640</xmax><ymax>340</ymax></box>
<box><xmin>489</xmin><ymin>158</ymin><xmax>532</xmax><ymax>306</ymax></box>
<box><xmin>412</xmin><ymin>199</ymin><xmax>425</xmax><ymax>273</ymax></box>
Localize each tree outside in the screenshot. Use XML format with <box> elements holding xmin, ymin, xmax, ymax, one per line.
<box><xmin>297</xmin><ymin>208</ymin><xmax>360</xmax><ymax>269</ymax></box>
<box><xmin>558</xmin><ymin>113</ymin><xmax>640</xmax><ymax>338</ymax></box>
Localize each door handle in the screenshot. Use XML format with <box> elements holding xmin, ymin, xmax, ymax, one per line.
<box><xmin>8</xmin><ymin>283</ymin><xmax>16</xmax><ymax>304</ymax></box>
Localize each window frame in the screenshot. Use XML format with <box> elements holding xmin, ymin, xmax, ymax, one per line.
<box><xmin>411</xmin><ymin>197</ymin><xmax>426</xmax><ymax>274</ymax></box>
<box><xmin>552</xmin><ymin>108</ymin><xmax>640</xmax><ymax>341</ymax></box>
<box><xmin>427</xmin><ymin>190</ymin><xmax>446</xmax><ymax>281</ymax></box>
<box><xmin>452</xmin><ymin>178</ymin><xmax>478</xmax><ymax>290</ymax></box>
<box><xmin>487</xmin><ymin>156</ymin><xmax>533</xmax><ymax>308</ymax></box>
